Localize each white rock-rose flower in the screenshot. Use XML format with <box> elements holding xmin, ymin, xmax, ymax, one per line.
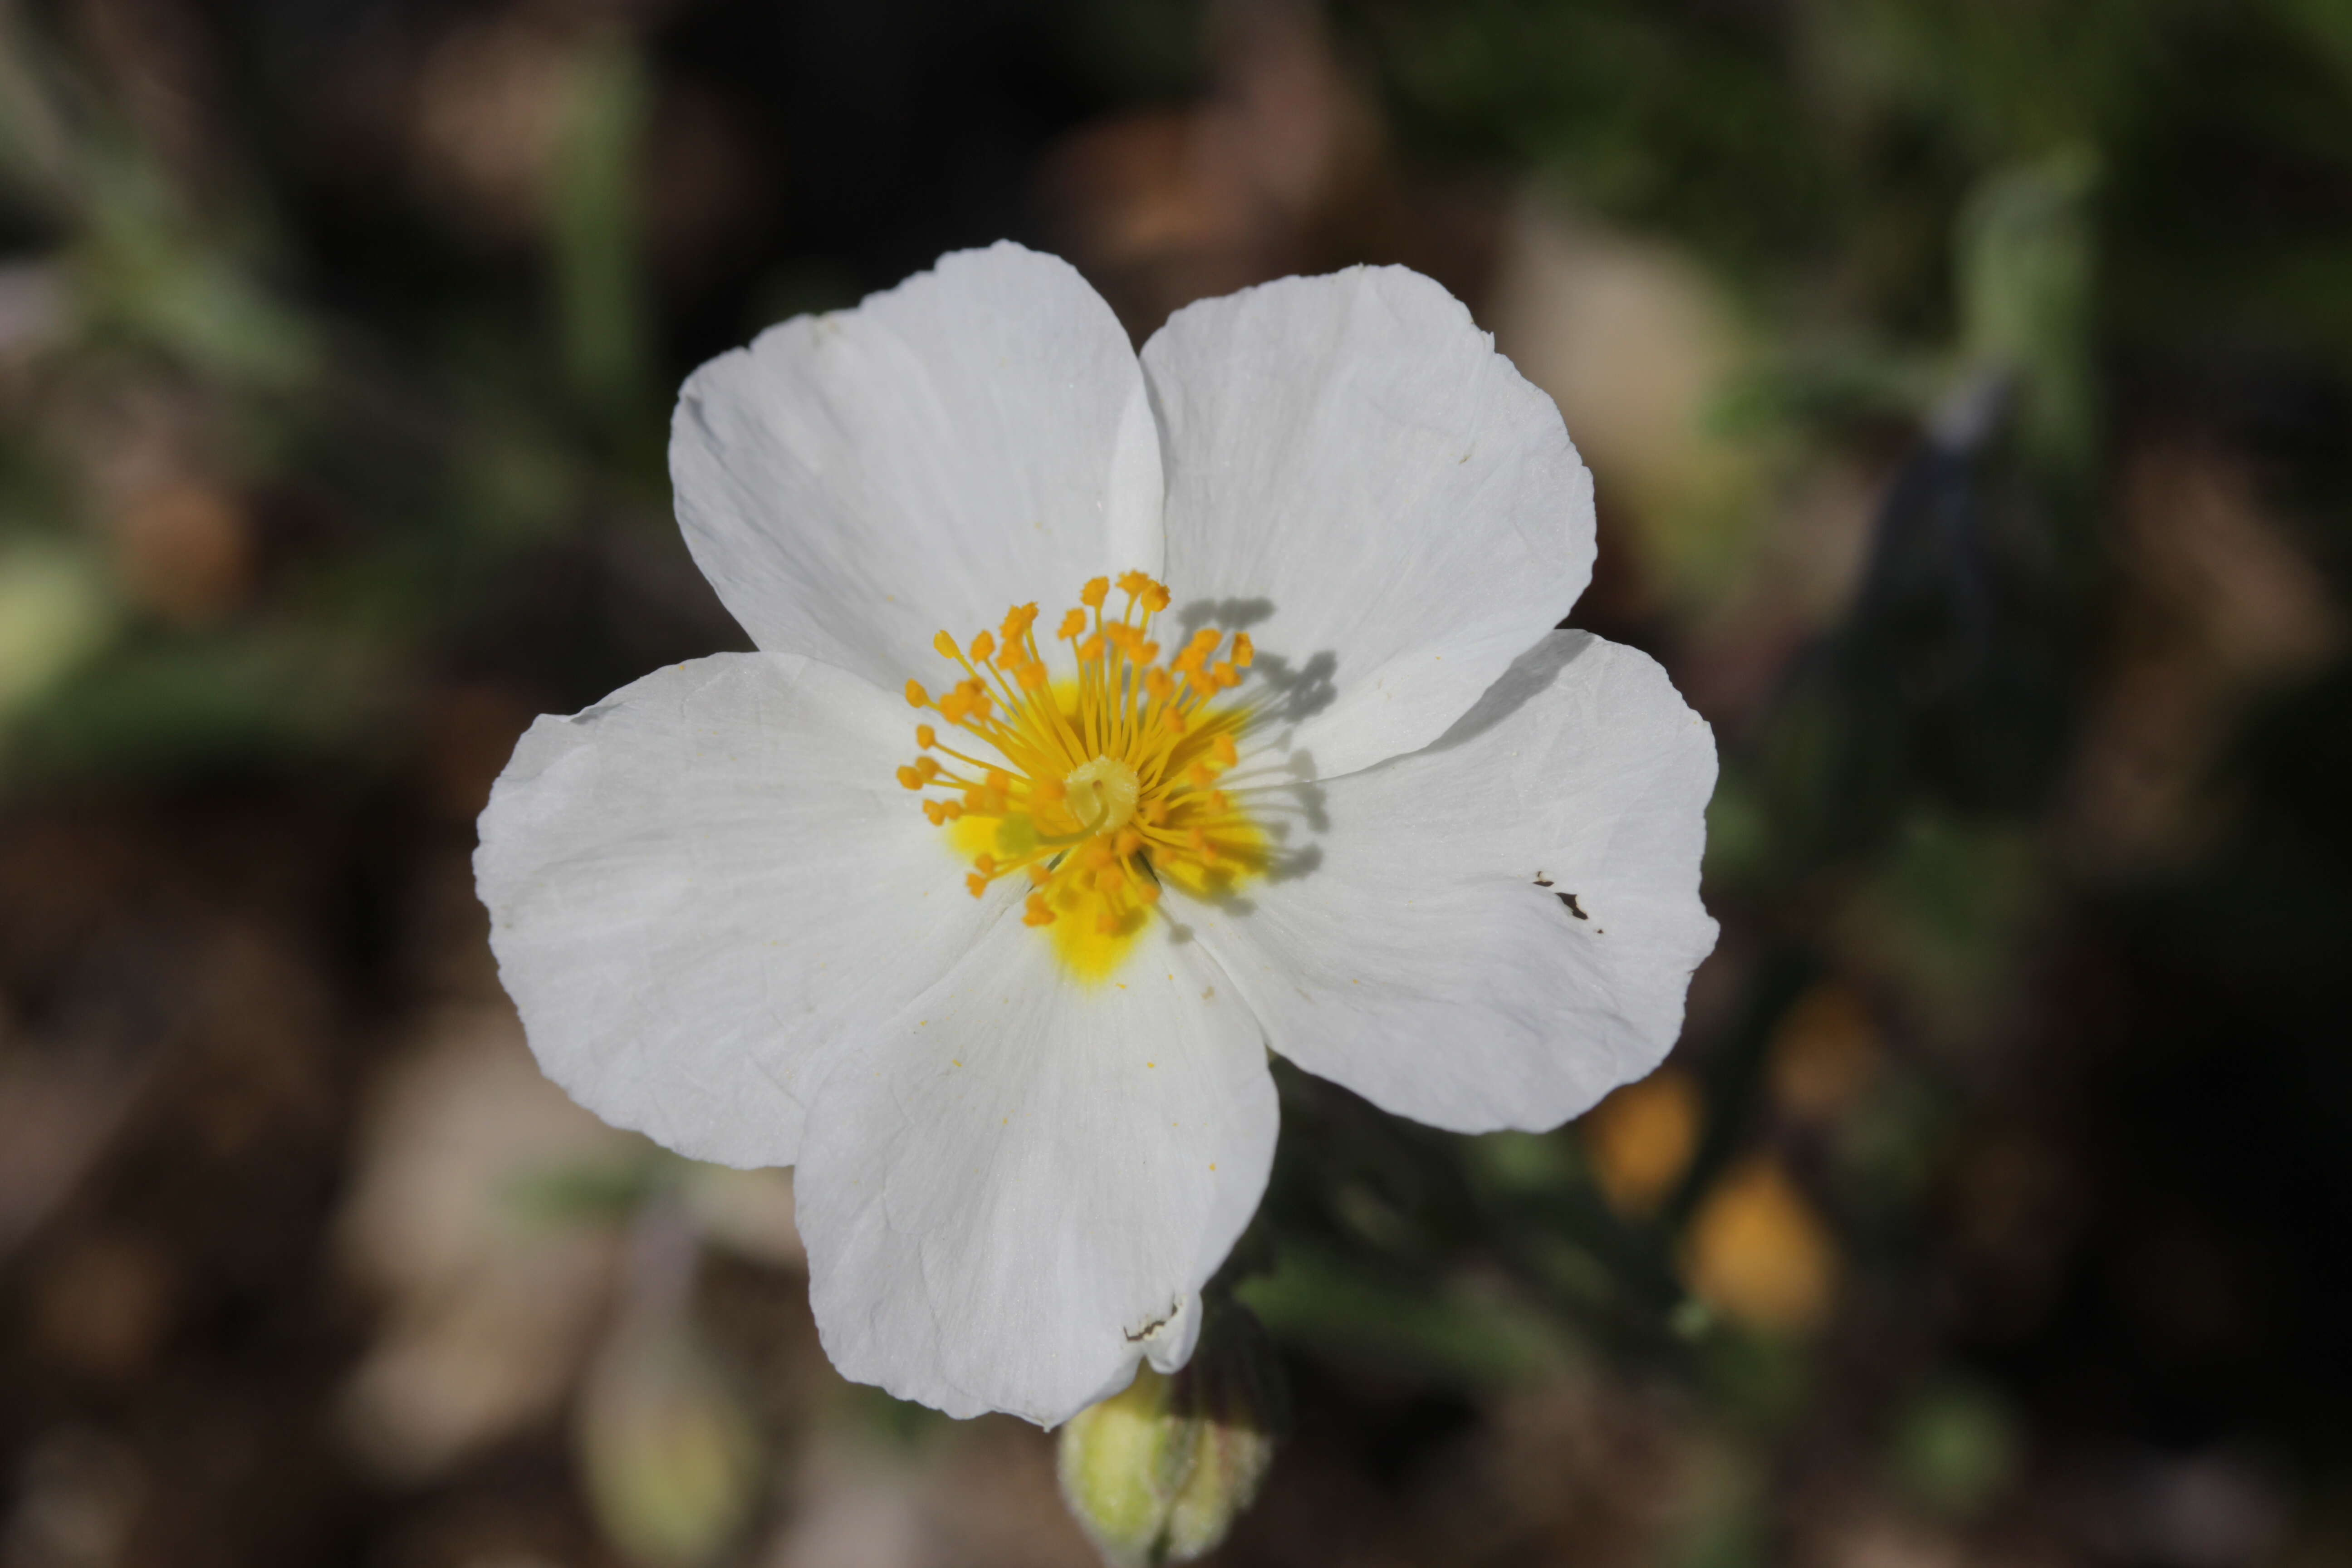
<box><xmin>475</xmin><ymin>243</ymin><xmax>1719</xmax><ymax>1426</ymax></box>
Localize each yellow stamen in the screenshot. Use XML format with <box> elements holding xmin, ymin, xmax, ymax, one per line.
<box><xmin>898</xmin><ymin>571</ymin><xmax>1268</xmax><ymax>979</ymax></box>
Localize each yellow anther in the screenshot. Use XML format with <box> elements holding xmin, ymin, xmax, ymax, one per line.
<box><xmin>908</xmin><ymin>569</ymin><xmax>1267</xmax><ymax>967</ymax></box>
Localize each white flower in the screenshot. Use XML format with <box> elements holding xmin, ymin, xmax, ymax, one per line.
<box><xmin>475</xmin><ymin>243</ymin><xmax>1718</xmax><ymax>1426</ymax></box>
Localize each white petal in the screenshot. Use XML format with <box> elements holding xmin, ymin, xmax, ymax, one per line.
<box><xmin>474</xmin><ymin>655</ymin><xmax>1000</xmax><ymax>1168</ymax></box>
<box><xmin>1142</xmin><ymin>266</ymin><xmax>1594</xmax><ymax>780</ymax></box>
<box><xmin>1178</xmin><ymin>632</ymin><xmax>1716</xmax><ymax>1133</ymax></box>
<box><xmin>672</xmin><ymin>243</ymin><xmax>1163</xmax><ymax>686</ymax></box>
<box><xmin>795</xmin><ymin>916</ymin><xmax>1276</xmax><ymax>1426</ymax></box>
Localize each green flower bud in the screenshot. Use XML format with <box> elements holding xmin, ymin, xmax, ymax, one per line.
<box><xmin>1056</xmin><ymin>1303</ymin><xmax>1286</xmax><ymax>1567</ymax></box>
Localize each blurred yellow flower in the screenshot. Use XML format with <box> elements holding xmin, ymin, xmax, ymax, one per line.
<box><xmin>1684</xmin><ymin>1158</ymin><xmax>1838</xmax><ymax>1334</ymax></box>
<box><xmin>1583</xmin><ymin>1068</ymin><xmax>1700</xmax><ymax>1215</ymax></box>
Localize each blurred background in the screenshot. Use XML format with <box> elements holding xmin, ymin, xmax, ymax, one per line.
<box><xmin>2</xmin><ymin>0</ymin><xmax>2349</xmax><ymax>1564</ymax></box>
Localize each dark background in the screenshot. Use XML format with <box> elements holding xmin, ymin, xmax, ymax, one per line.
<box><xmin>1</xmin><ymin>1</ymin><xmax>2348</xmax><ymax>1564</ymax></box>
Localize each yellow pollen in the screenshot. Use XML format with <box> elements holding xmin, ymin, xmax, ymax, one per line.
<box><xmin>899</xmin><ymin>573</ymin><xmax>1269</xmax><ymax>980</ymax></box>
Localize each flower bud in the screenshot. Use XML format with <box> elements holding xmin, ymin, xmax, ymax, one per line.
<box><xmin>1056</xmin><ymin>1303</ymin><xmax>1285</xmax><ymax>1566</ymax></box>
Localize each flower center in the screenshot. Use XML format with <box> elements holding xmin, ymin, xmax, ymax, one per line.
<box><xmin>894</xmin><ymin>572</ymin><xmax>1264</xmax><ymax>979</ymax></box>
<box><xmin>1063</xmin><ymin>755</ymin><xmax>1141</xmax><ymax>836</ymax></box>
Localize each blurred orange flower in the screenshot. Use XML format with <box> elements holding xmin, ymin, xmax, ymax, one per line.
<box><xmin>1684</xmin><ymin>1158</ymin><xmax>1839</xmax><ymax>1335</ymax></box>
<box><xmin>1583</xmin><ymin>1068</ymin><xmax>1701</xmax><ymax>1216</ymax></box>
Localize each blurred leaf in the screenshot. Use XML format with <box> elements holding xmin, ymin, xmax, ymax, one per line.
<box><xmin>1237</xmin><ymin>1246</ymin><xmax>1562</xmax><ymax>1388</ymax></box>
<box><xmin>0</xmin><ymin>537</ymin><xmax>118</xmax><ymax>721</ymax></box>
<box><xmin>1956</xmin><ymin>144</ymin><xmax>2100</xmax><ymax>475</ymax></box>
<box><xmin>3</xmin><ymin>626</ymin><xmax>397</xmax><ymax>781</ymax></box>
<box><xmin>505</xmin><ymin>1156</ymin><xmax>669</xmax><ymax>1227</ymax></box>
<box><xmin>1891</xmin><ymin>1378</ymin><xmax>2019</xmax><ymax>1519</ymax></box>
<box><xmin>552</xmin><ymin>32</ymin><xmax>651</xmax><ymax>416</ymax></box>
